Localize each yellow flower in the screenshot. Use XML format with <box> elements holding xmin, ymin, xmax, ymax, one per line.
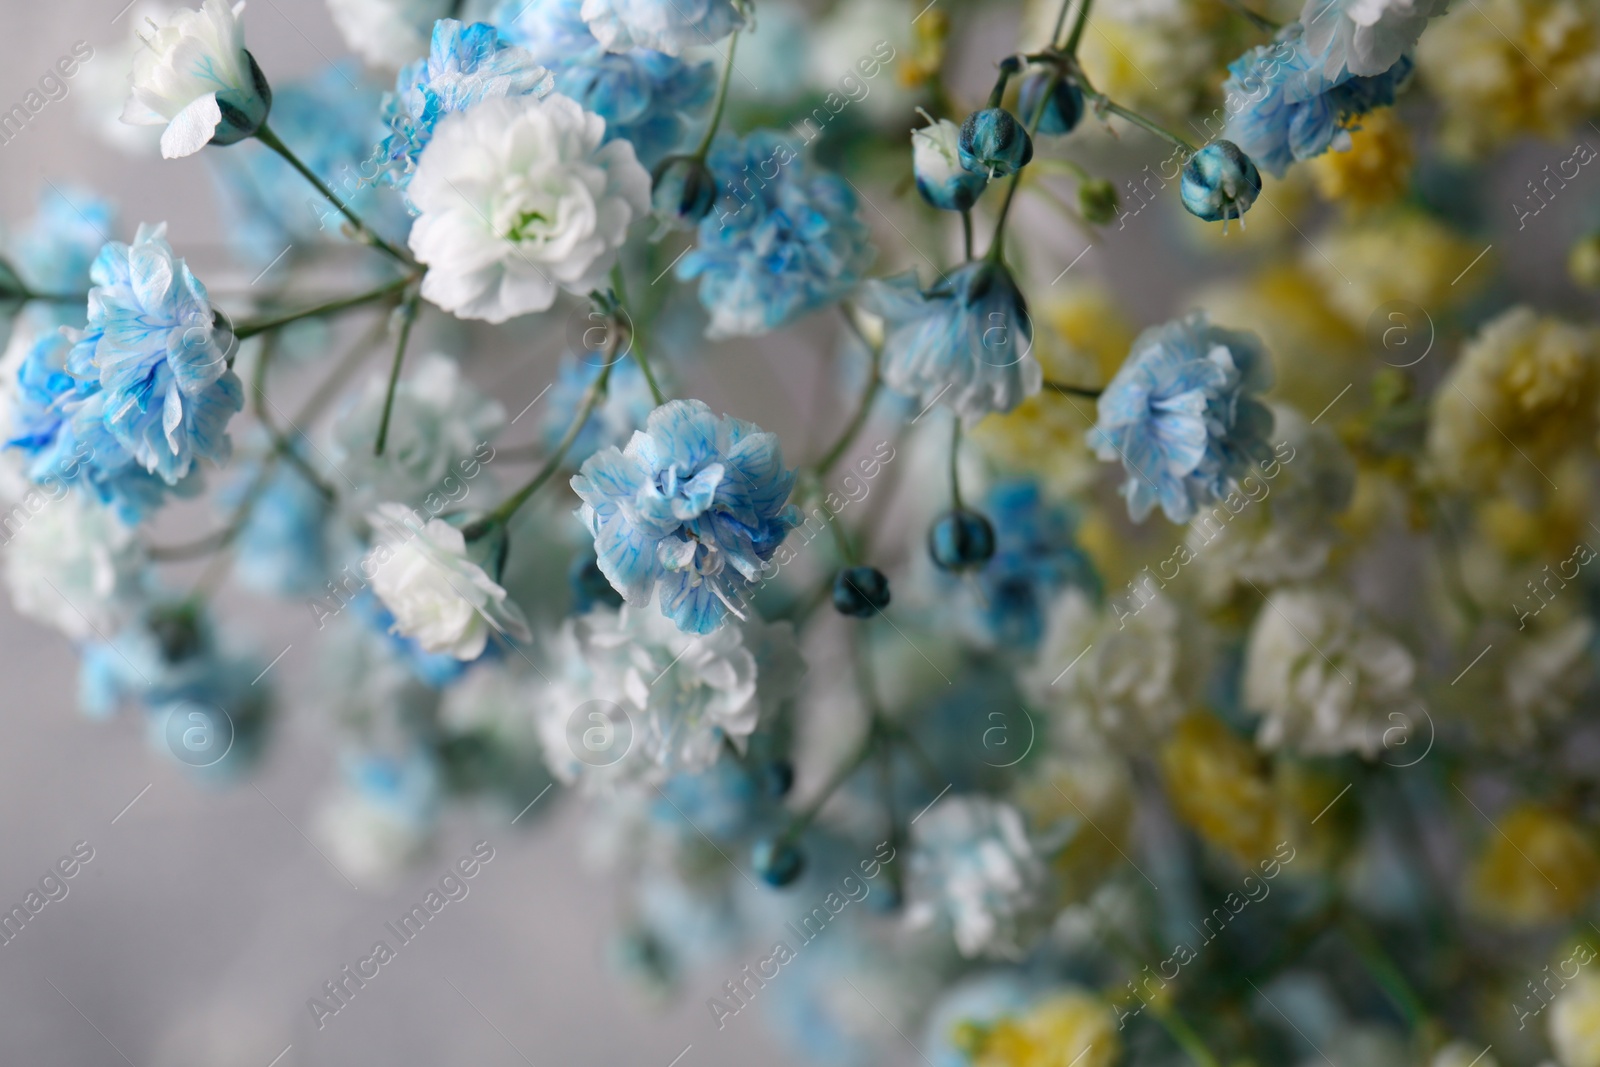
<box><xmin>1160</xmin><ymin>712</ymin><xmax>1289</xmax><ymax>866</ymax></box>
<box><xmin>1469</xmin><ymin>804</ymin><xmax>1600</xmax><ymax>924</ymax></box>
<box><xmin>971</xmin><ymin>990</ymin><xmax>1121</xmax><ymax>1067</ymax></box>
<box><xmin>1428</xmin><ymin>307</ymin><xmax>1600</xmax><ymax>494</ymax></box>
<box><xmin>1308</xmin><ymin>210</ymin><xmax>1487</xmax><ymax>328</ymax></box>
<box><xmin>1307</xmin><ymin>109</ymin><xmax>1414</xmax><ymax>211</ymax></box>
<box><xmin>1017</xmin><ymin>752</ymin><xmax>1134</xmax><ymax>901</ymax></box>
<box><xmin>970</xmin><ymin>286</ymin><xmax>1134</xmax><ymax>497</ymax></box>
<box><xmin>1417</xmin><ymin>0</ymin><xmax>1600</xmax><ymax>156</ymax></box>
<box><xmin>1552</xmin><ymin>972</ymin><xmax>1600</xmax><ymax>1067</ymax></box>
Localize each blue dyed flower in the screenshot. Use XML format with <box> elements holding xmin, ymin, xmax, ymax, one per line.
<box><xmin>677</xmin><ymin>131</ymin><xmax>874</xmax><ymax>339</ymax></box>
<box><xmin>950</xmin><ymin>481</ymin><xmax>1101</xmax><ymax>650</ymax></box>
<box><xmin>861</xmin><ymin>261</ymin><xmax>1040</xmax><ymax>425</ymax></box>
<box><xmin>67</xmin><ymin>223</ymin><xmax>243</xmax><ymax>486</ymax></box>
<box><xmin>1090</xmin><ymin>312</ymin><xmax>1275</xmax><ymax>524</ymax></box>
<box><xmin>913</xmin><ymin>115</ymin><xmax>989</xmax><ymax>212</ymax></box>
<box><xmin>8</xmin><ymin>187</ymin><xmax>115</xmax><ymax>297</ymax></box>
<box><xmin>496</xmin><ymin>1</ymin><xmax>715</xmax><ymax>171</ymax></box>
<box><xmin>571</xmin><ymin>399</ymin><xmax>801</xmax><ymax>634</ymax></box>
<box><xmin>377</xmin><ymin>19</ymin><xmax>553</xmax><ymax>192</ymax></box>
<box><xmin>541</xmin><ymin>351</ymin><xmax>658</xmax><ymax>466</ymax></box>
<box><xmin>958</xmin><ymin>108</ymin><xmax>1034</xmax><ymax>179</ymax></box>
<box><xmin>211</xmin><ymin>65</ymin><xmax>409</xmax><ymax>265</ymax></box>
<box><xmin>225</xmin><ymin>457</ymin><xmax>332</xmax><ymax>597</ymax></box>
<box><xmin>1180</xmin><ymin>140</ymin><xmax>1262</xmax><ymax>225</ymax></box>
<box><xmin>580</xmin><ymin>0</ymin><xmax>744</xmax><ymax>57</ymax></box>
<box><xmin>351</xmin><ymin>590</ymin><xmax>474</xmax><ymax>687</ymax></box>
<box><xmin>1223</xmin><ymin>24</ymin><xmax>1414</xmax><ymax>178</ymax></box>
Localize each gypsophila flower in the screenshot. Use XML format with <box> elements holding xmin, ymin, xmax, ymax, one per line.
<box><xmin>67</xmin><ymin>222</ymin><xmax>243</xmax><ymax>486</ymax></box>
<box><xmin>376</xmin><ymin>19</ymin><xmax>554</xmax><ymax>192</ymax></box>
<box><xmin>580</xmin><ymin>0</ymin><xmax>745</xmax><ymax>57</ymax></box>
<box><xmin>366</xmin><ymin>502</ymin><xmax>533</xmax><ymax>660</ymax></box>
<box><xmin>1302</xmin><ymin>0</ymin><xmax>1450</xmax><ymax>78</ymax></box>
<box><xmin>1223</xmin><ymin>24</ymin><xmax>1414</xmax><ymax>178</ymax></box>
<box><xmin>677</xmin><ymin>130</ymin><xmax>874</xmax><ymax>339</ymax></box>
<box><xmin>408</xmin><ymin>92</ymin><xmax>650</xmax><ymax>323</ymax></box>
<box><xmin>1552</xmin><ymin>972</ymin><xmax>1600</xmax><ymax>1067</ymax></box>
<box><xmin>1242</xmin><ymin>586</ymin><xmax>1421</xmax><ymax>758</ymax></box>
<box><xmin>3</xmin><ymin>489</ymin><xmax>144</xmax><ymax>641</ymax></box>
<box><xmin>1090</xmin><ymin>311</ymin><xmax>1274</xmax><ymax>524</ymax></box>
<box><xmin>534</xmin><ymin>604</ymin><xmax>803</xmax><ymax>785</ymax></box>
<box><xmin>496</xmin><ymin>0</ymin><xmax>715</xmax><ymax>172</ymax></box>
<box><xmin>120</xmin><ymin>0</ymin><xmax>272</xmax><ymax>159</ymax></box>
<box><xmin>912</xmin><ymin>113</ymin><xmax>989</xmax><ymax>212</ymax></box>
<box><xmin>327</xmin><ymin>0</ymin><xmax>453</xmax><ymax>70</ymax></box>
<box><xmin>8</xmin><ymin>187</ymin><xmax>115</xmax><ymax>297</ymax></box>
<box><xmin>541</xmin><ymin>352</ymin><xmax>658</xmax><ymax>467</ymax></box>
<box><xmin>907</xmin><ymin>796</ymin><xmax>1047</xmax><ymax>959</ymax></box>
<box><xmin>571</xmin><ymin>399</ymin><xmax>800</xmax><ymax>635</ymax></box>
<box><xmin>863</xmin><ymin>261</ymin><xmax>1040</xmax><ymax>425</ymax></box>
<box><xmin>315</xmin><ymin>749</ymin><xmax>440</xmax><ymax>884</ymax></box>
<box><xmin>328</xmin><ymin>352</ymin><xmax>505</xmax><ymax>514</ymax></box>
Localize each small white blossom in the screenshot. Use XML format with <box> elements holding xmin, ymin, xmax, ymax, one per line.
<box><xmin>1302</xmin><ymin>0</ymin><xmax>1450</xmax><ymax>78</ymax></box>
<box><xmin>533</xmin><ymin>605</ymin><xmax>804</xmax><ymax>787</ymax></box>
<box><xmin>1551</xmin><ymin>972</ymin><xmax>1600</xmax><ymax>1067</ymax></box>
<box><xmin>581</xmin><ymin>0</ymin><xmax>745</xmax><ymax>57</ymax></box>
<box><xmin>907</xmin><ymin>796</ymin><xmax>1047</xmax><ymax>958</ymax></box>
<box><xmin>1243</xmin><ymin>587</ymin><xmax>1420</xmax><ymax>758</ymax></box>
<box><xmin>365</xmin><ymin>503</ymin><xmax>532</xmax><ymax>660</ymax></box>
<box><xmin>120</xmin><ymin>0</ymin><xmax>269</xmax><ymax>158</ymax></box>
<box><xmin>408</xmin><ymin>93</ymin><xmax>650</xmax><ymax>324</ymax></box>
<box><xmin>3</xmin><ymin>491</ymin><xmax>144</xmax><ymax>641</ymax></box>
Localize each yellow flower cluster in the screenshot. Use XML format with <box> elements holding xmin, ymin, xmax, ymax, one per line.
<box><xmin>1417</xmin><ymin>0</ymin><xmax>1600</xmax><ymax>156</ymax></box>
<box><xmin>1159</xmin><ymin>712</ymin><xmax>1289</xmax><ymax>866</ymax></box>
<box><xmin>1307</xmin><ymin>109</ymin><xmax>1414</xmax><ymax>212</ymax></box>
<box><xmin>970</xmin><ymin>287</ymin><xmax>1134</xmax><ymax>497</ymax></box>
<box><xmin>1469</xmin><ymin>804</ymin><xmax>1600</xmax><ymax>924</ymax></box>
<box><xmin>1308</xmin><ymin>210</ymin><xmax>1487</xmax><ymax>328</ymax></box>
<box><xmin>962</xmin><ymin>990</ymin><xmax>1121</xmax><ymax>1067</ymax></box>
<box><xmin>1428</xmin><ymin>307</ymin><xmax>1600</xmax><ymax>494</ymax></box>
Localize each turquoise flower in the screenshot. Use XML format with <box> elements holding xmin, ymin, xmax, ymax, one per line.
<box><xmin>66</xmin><ymin>223</ymin><xmax>243</xmax><ymax>487</ymax></box>
<box><xmin>1222</xmin><ymin>24</ymin><xmax>1413</xmax><ymax>178</ymax></box>
<box><xmin>496</xmin><ymin>0</ymin><xmax>715</xmax><ymax>171</ymax></box>
<box><xmin>377</xmin><ymin>19</ymin><xmax>552</xmax><ymax>192</ymax></box>
<box><xmin>8</xmin><ymin>186</ymin><xmax>114</xmax><ymax>297</ymax></box>
<box><xmin>677</xmin><ymin>131</ymin><xmax>874</xmax><ymax>339</ymax></box>
<box><xmin>571</xmin><ymin>399</ymin><xmax>800</xmax><ymax>634</ymax></box>
<box><xmin>862</xmin><ymin>261</ymin><xmax>1040</xmax><ymax>425</ymax></box>
<box><xmin>1090</xmin><ymin>312</ymin><xmax>1275</xmax><ymax>524</ymax></box>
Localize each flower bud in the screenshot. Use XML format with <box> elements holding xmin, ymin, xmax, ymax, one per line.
<box><xmin>1018</xmin><ymin>73</ymin><xmax>1084</xmax><ymax>135</ymax></box>
<box><xmin>1078</xmin><ymin>178</ymin><xmax>1118</xmax><ymax>224</ymax></box>
<box><xmin>1180</xmin><ymin>140</ymin><xmax>1262</xmax><ymax>227</ymax></box>
<box><xmin>650</xmin><ymin>154</ymin><xmax>718</xmax><ymax>230</ymax></box>
<box><xmin>913</xmin><ymin>115</ymin><xmax>989</xmax><ymax>211</ymax></box>
<box><xmin>958</xmin><ymin>108</ymin><xmax>1034</xmax><ymax>179</ymax></box>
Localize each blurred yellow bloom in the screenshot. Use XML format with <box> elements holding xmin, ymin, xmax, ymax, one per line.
<box><xmin>970</xmin><ymin>286</ymin><xmax>1133</xmax><ymax>497</ymax></box>
<box><xmin>1308</xmin><ymin>210</ymin><xmax>1486</xmax><ymax>328</ymax></box>
<box><xmin>1552</xmin><ymin>972</ymin><xmax>1600</xmax><ymax>1067</ymax></box>
<box><xmin>1417</xmin><ymin>0</ymin><xmax>1600</xmax><ymax>156</ymax></box>
<box><xmin>1469</xmin><ymin>804</ymin><xmax>1600</xmax><ymax>924</ymax></box>
<box><xmin>970</xmin><ymin>990</ymin><xmax>1121</xmax><ymax>1067</ymax></box>
<box><xmin>1017</xmin><ymin>753</ymin><xmax>1134</xmax><ymax>901</ymax></box>
<box><xmin>1428</xmin><ymin>307</ymin><xmax>1600</xmax><ymax>494</ymax></box>
<box><xmin>1160</xmin><ymin>712</ymin><xmax>1288</xmax><ymax>866</ymax></box>
<box><xmin>1307</xmin><ymin>109</ymin><xmax>1414</xmax><ymax>211</ymax></box>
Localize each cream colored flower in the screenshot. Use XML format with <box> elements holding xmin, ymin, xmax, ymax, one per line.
<box><xmin>1553</xmin><ymin>973</ymin><xmax>1600</xmax><ymax>1067</ymax></box>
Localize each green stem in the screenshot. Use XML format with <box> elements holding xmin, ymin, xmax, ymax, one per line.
<box><xmin>1342</xmin><ymin>917</ymin><xmax>1429</xmax><ymax>1029</ymax></box>
<box><xmin>693</xmin><ymin>31</ymin><xmax>740</xmax><ymax>159</ymax></box>
<box><xmin>374</xmin><ymin>288</ymin><xmax>422</xmax><ymax>456</ymax></box>
<box><xmin>779</xmin><ymin>719</ymin><xmax>880</xmax><ymax>846</ymax></box>
<box><xmin>1044</xmin><ymin>379</ymin><xmax>1103</xmax><ymax>399</ymax></box>
<box><xmin>1063</xmin><ymin>0</ymin><xmax>1094</xmax><ymax>53</ymax></box>
<box><xmin>960</xmin><ymin>209</ymin><xmax>974</xmax><ymax>261</ymax></box>
<box><xmin>813</xmin><ymin>326</ymin><xmax>881</xmax><ymax>478</ymax></box>
<box><xmin>611</xmin><ymin>268</ymin><xmax>668</xmax><ymax>405</ymax></box>
<box><xmin>949</xmin><ymin>417</ymin><xmax>965</xmax><ymax>511</ymax></box>
<box><xmin>232</xmin><ymin>275</ymin><xmax>412</xmax><ymax>340</ymax></box>
<box><xmin>255</xmin><ymin>123</ymin><xmax>413</xmax><ymax>264</ymax></box>
<box><xmin>1149</xmin><ymin>1005</ymin><xmax>1224</xmax><ymax>1067</ymax></box>
<box><xmin>1094</xmin><ymin>95</ymin><xmax>1196</xmax><ymax>152</ymax></box>
<box><xmin>463</xmin><ymin>357</ymin><xmax>615</xmax><ymax>540</ymax></box>
<box><xmin>1218</xmin><ymin>0</ymin><xmax>1280</xmax><ymax>32</ymax></box>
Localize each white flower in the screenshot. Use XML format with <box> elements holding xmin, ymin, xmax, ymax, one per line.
<box><xmin>1022</xmin><ymin>587</ymin><xmax>1193</xmax><ymax>749</ymax></box>
<box><xmin>1243</xmin><ymin>587</ymin><xmax>1420</xmax><ymax>758</ymax></box>
<box><xmin>907</xmin><ymin>796</ymin><xmax>1047</xmax><ymax>958</ymax></box>
<box><xmin>581</xmin><ymin>0</ymin><xmax>745</xmax><ymax>57</ymax></box>
<box><xmin>1504</xmin><ymin>617</ymin><xmax>1595</xmax><ymax>743</ymax></box>
<box><xmin>407</xmin><ymin>93</ymin><xmax>650</xmax><ymax>324</ymax></box>
<box><xmin>365</xmin><ymin>503</ymin><xmax>532</xmax><ymax>660</ymax></box>
<box><xmin>533</xmin><ymin>605</ymin><xmax>804</xmax><ymax>787</ymax></box>
<box><xmin>1433</xmin><ymin>1042</ymin><xmax>1501</xmax><ymax>1067</ymax></box>
<box><xmin>121</xmin><ymin>0</ymin><xmax>270</xmax><ymax>159</ymax></box>
<box><xmin>1302</xmin><ymin>0</ymin><xmax>1450</xmax><ymax>78</ymax></box>
<box><xmin>326</xmin><ymin>0</ymin><xmax>450</xmax><ymax>70</ymax></box>
<box><xmin>328</xmin><ymin>353</ymin><xmax>505</xmax><ymax>514</ymax></box>
<box><xmin>1552</xmin><ymin>973</ymin><xmax>1600</xmax><ymax>1067</ymax></box>
<box><xmin>3</xmin><ymin>491</ymin><xmax>144</xmax><ymax>641</ymax></box>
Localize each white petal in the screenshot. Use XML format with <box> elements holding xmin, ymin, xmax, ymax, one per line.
<box><xmin>160</xmin><ymin>92</ymin><xmax>222</xmax><ymax>158</ymax></box>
